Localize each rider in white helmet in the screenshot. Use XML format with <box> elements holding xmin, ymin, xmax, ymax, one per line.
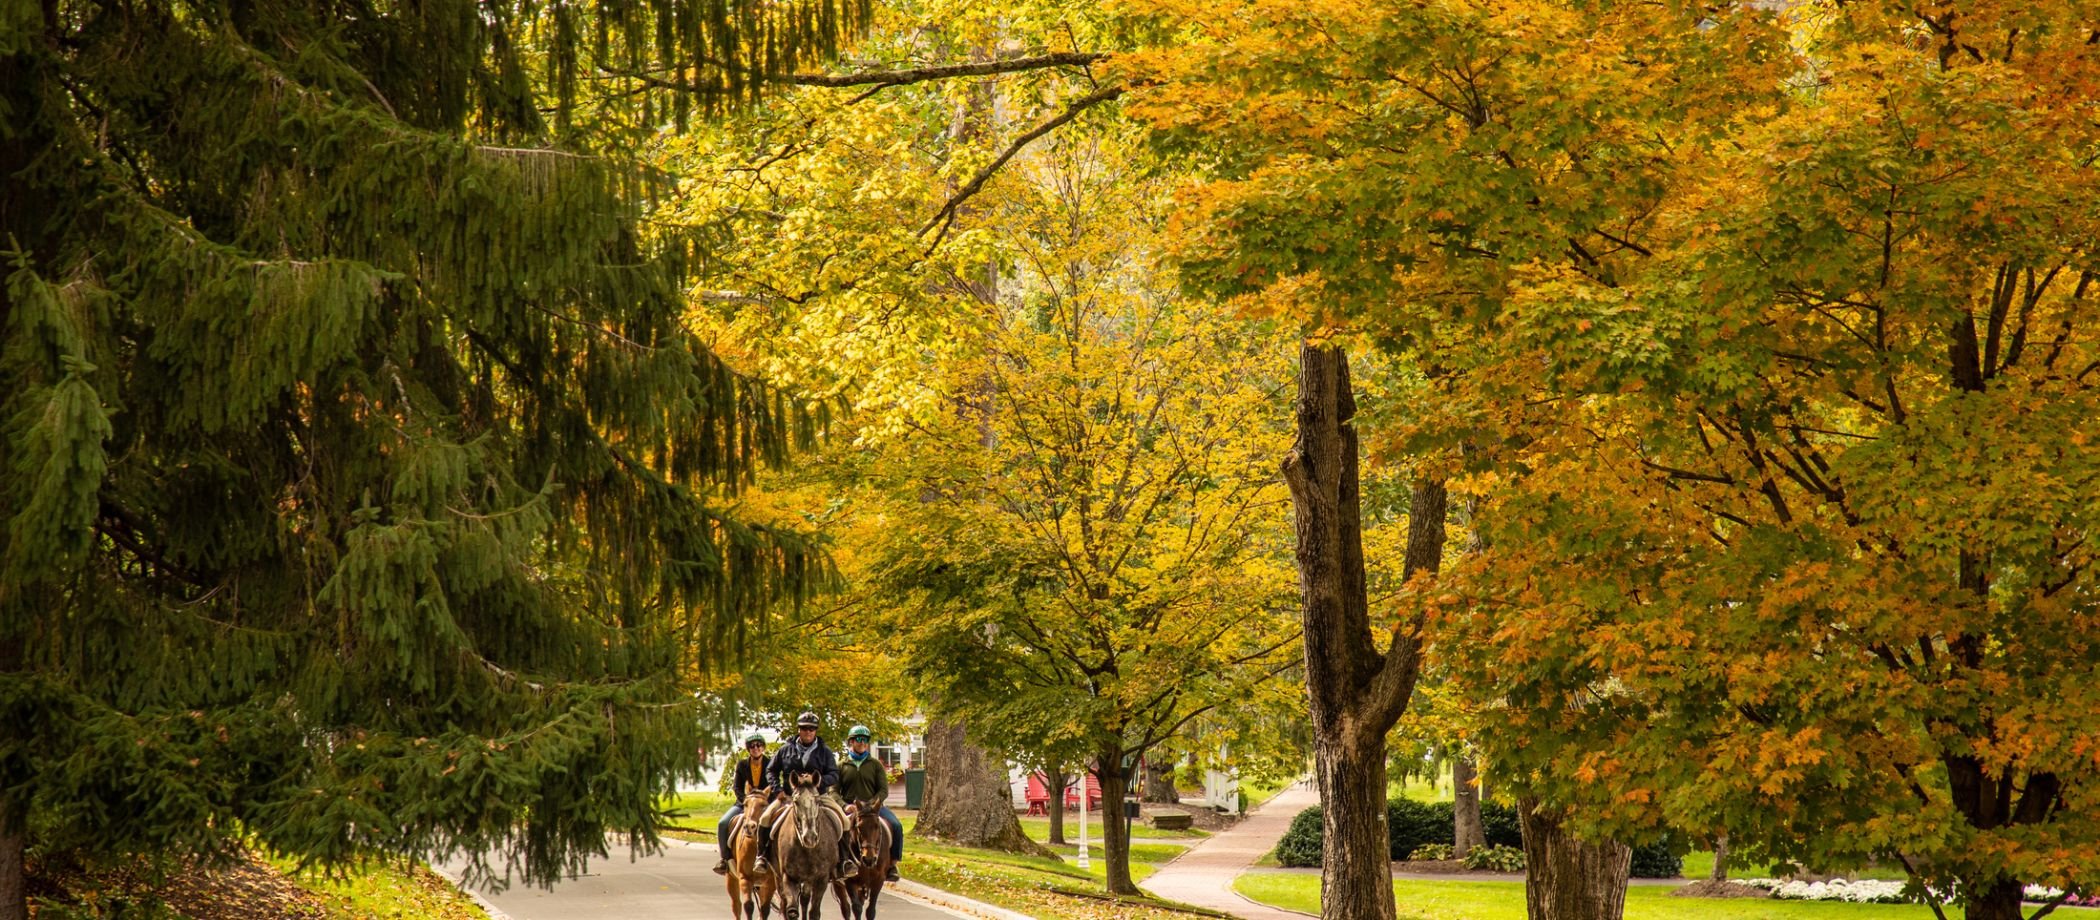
<box><xmin>752</xmin><ymin>711</ymin><xmax>851</xmax><ymax>877</ymax></box>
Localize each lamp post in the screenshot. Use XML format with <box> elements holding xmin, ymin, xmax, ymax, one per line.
<box><xmin>1077</xmin><ymin>765</ymin><xmax>1090</xmax><ymax>870</ymax></box>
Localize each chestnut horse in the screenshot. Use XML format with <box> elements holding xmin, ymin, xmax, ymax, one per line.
<box><xmin>727</xmin><ymin>791</ymin><xmax>776</xmax><ymax>920</ymax></box>
<box><xmin>831</xmin><ymin>799</ymin><xmax>891</xmax><ymax>920</ymax></box>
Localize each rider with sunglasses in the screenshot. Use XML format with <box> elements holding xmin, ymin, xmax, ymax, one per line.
<box><xmin>713</xmin><ymin>732</ymin><xmax>773</xmax><ymax>875</ymax></box>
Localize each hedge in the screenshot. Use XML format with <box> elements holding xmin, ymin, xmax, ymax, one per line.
<box><xmin>1273</xmin><ymin>800</ymin><xmax>1680</xmax><ymax>877</ymax></box>
<box><xmin>1273</xmin><ymin>800</ymin><xmax>1522</xmax><ymax>867</ymax></box>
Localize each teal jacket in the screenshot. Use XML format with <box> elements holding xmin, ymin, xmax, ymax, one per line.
<box><xmin>836</xmin><ymin>753</ymin><xmax>889</xmax><ymax>804</ymax></box>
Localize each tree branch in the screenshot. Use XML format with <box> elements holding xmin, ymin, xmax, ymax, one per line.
<box><xmin>919</xmin><ymin>85</ymin><xmax>1126</xmax><ymax>248</ymax></box>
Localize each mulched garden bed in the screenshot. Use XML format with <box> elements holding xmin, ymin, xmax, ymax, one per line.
<box><xmin>1390</xmin><ymin>859</ymin><xmax>1517</xmax><ymax>875</ymax></box>
<box><xmin>1669</xmin><ymin>879</ymin><xmax>1775</xmax><ymax>899</ymax></box>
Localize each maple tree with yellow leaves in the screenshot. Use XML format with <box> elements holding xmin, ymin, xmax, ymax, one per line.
<box><xmin>1135</xmin><ymin>2</ymin><xmax>2100</xmax><ymax>919</ymax></box>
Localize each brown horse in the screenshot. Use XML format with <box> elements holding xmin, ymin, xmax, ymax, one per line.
<box><xmin>727</xmin><ymin>791</ymin><xmax>777</xmax><ymax>920</ymax></box>
<box><xmin>831</xmin><ymin>799</ymin><xmax>891</xmax><ymax>920</ymax></box>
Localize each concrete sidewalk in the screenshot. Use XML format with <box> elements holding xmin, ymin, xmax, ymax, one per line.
<box><xmin>1140</xmin><ymin>783</ymin><xmax>1319</xmax><ymax>920</ymax></box>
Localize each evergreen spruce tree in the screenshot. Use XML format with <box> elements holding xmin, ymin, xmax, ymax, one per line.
<box><xmin>0</xmin><ymin>2</ymin><xmax>863</xmax><ymax>915</ymax></box>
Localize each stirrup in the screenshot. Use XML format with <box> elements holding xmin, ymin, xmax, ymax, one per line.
<box><xmin>884</xmin><ymin>865</ymin><xmax>900</xmax><ymax>882</ymax></box>
<box><xmin>751</xmin><ymin>858</ymin><xmax>774</xmax><ymax>877</ymax></box>
<box><xmin>713</xmin><ymin>860</ymin><xmax>730</xmax><ymax>876</ymax></box>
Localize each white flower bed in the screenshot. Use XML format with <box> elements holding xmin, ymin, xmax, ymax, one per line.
<box><xmin>1736</xmin><ymin>879</ymin><xmax>2071</xmax><ymax>905</ymax></box>
<box><xmin>1738</xmin><ymin>878</ymin><xmax>1910</xmax><ymax>904</ymax></box>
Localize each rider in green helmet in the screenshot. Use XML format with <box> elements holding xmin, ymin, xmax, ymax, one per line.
<box><xmin>836</xmin><ymin>725</ymin><xmax>903</xmax><ymax>881</ymax></box>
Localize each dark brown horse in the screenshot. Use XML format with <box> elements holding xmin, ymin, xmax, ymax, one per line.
<box><xmin>831</xmin><ymin>799</ymin><xmax>891</xmax><ymax>920</ymax></box>
<box><xmin>727</xmin><ymin>791</ymin><xmax>776</xmax><ymax>920</ymax></box>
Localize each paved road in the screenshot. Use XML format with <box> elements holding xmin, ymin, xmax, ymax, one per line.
<box><xmin>436</xmin><ymin>841</ymin><xmax>970</xmax><ymax>920</ymax></box>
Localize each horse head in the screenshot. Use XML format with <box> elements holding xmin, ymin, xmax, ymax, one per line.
<box><xmin>850</xmin><ymin>798</ymin><xmax>886</xmax><ymax>865</ymax></box>
<box><xmin>790</xmin><ymin>775</ymin><xmax>821</xmax><ymax>846</ymax></box>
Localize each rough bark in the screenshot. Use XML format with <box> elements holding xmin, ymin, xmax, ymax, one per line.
<box><xmin>1284</xmin><ymin>343</ymin><xmax>1439</xmax><ymax>920</ymax></box>
<box><xmin>1709</xmin><ymin>836</ymin><xmax>1729</xmax><ymax>882</ymax></box>
<box><xmin>1964</xmin><ymin>877</ymin><xmax>2025</xmax><ymax>920</ymax></box>
<box><xmin>1518</xmin><ymin>798</ymin><xmax>1631</xmax><ymax>920</ymax></box>
<box><xmin>1316</xmin><ymin>730</ymin><xmax>1394</xmax><ymax>920</ymax></box>
<box><xmin>1045</xmin><ymin>766</ymin><xmax>1069</xmax><ymax>845</ymax></box>
<box><xmin>1453</xmin><ymin>755</ymin><xmax>1487</xmax><ymax>858</ymax></box>
<box><xmin>1142</xmin><ymin>757</ymin><xmax>1181</xmax><ymax>805</ymax></box>
<box><xmin>0</xmin><ymin>797</ymin><xmax>23</xmax><ymax>920</ymax></box>
<box><xmin>1098</xmin><ymin>754</ymin><xmax>1141</xmax><ymax>896</ymax></box>
<box><xmin>913</xmin><ymin>718</ymin><xmax>1045</xmax><ymax>855</ymax></box>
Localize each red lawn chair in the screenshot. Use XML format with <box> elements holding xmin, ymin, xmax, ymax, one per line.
<box><xmin>1063</xmin><ymin>774</ymin><xmax>1102</xmax><ymax>810</ymax></box>
<box><xmin>1025</xmin><ymin>773</ymin><xmax>1052</xmax><ymax>815</ymax></box>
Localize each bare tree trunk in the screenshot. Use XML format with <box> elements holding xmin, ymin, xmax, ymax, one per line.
<box><xmin>1284</xmin><ymin>343</ymin><xmax>1438</xmax><ymax>920</ymax></box>
<box><xmin>1709</xmin><ymin>835</ymin><xmax>1729</xmax><ymax>882</ymax></box>
<box><xmin>1046</xmin><ymin>765</ymin><xmax>1069</xmax><ymax>846</ymax></box>
<box><xmin>1963</xmin><ymin>877</ymin><xmax>2025</xmax><ymax>920</ymax></box>
<box><xmin>0</xmin><ymin>797</ymin><xmax>24</xmax><ymax>920</ymax></box>
<box><xmin>1098</xmin><ymin>754</ymin><xmax>1141</xmax><ymax>896</ymax></box>
<box><xmin>1453</xmin><ymin>755</ymin><xmax>1486</xmax><ymax>858</ymax></box>
<box><xmin>1142</xmin><ymin>756</ymin><xmax>1180</xmax><ymax>805</ymax></box>
<box><xmin>1315</xmin><ymin>729</ymin><xmax>1394</xmax><ymax>920</ymax></box>
<box><xmin>914</xmin><ymin>718</ymin><xmax>1045</xmax><ymax>854</ymax></box>
<box><xmin>1518</xmin><ymin>798</ymin><xmax>1630</xmax><ymax>920</ymax></box>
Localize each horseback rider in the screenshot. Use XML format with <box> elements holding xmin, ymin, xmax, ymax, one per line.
<box><xmin>713</xmin><ymin>732</ymin><xmax>773</xmax><ymax>875</ymax></box>
<box><xmin>752</xmin><ymin>711</ymin><xmax>854</xmax><ymax>877</ymax></box>
<box><xmin>836</xmin><ymin>725</ymin><xmax>904</xmax><ymax>882</ymax></box>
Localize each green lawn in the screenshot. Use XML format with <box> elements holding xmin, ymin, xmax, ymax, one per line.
<box><xmin>1389</xmin><ymin>776</ymin><xmax>1455</xmax><ymax>804</ymax></box>
<box><xmin>1233</xmin><ymin>874</ymin><xmax>2100</xmax><ymax>920</ymax></box>
<box><xmin>1019</xmin><ymin>813</ymin><xmax>1210</xmax><ymax>841</ymax></box>
<box><xmin>1678</xmin><ymin>852</ymin><xmax>1908</xmax><ymax>884</ymax></box>
<box><xmin>1241</xmin><ymin>774</ymin><xmax>1299</xmax><ymax>809</ymax></box>
<box><xmin>289</xmin><ymin>861</ymin><xmax>492</xmax><ymax>919</ymax></box>
<box><xmin>908</xmin><ymin>834</ymin><xmax>1203</xmax><ymax>919</ymax></box>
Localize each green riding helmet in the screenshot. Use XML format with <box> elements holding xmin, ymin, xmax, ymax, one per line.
<box><xmin>743</xmin><ymin>732</ymin><xmax>765</xmax><ymax>747</ymax></box>
<box><xmin>847</xmin><ymin>725</ymin><xmax>872</xmax><ymax>742</ymax></box>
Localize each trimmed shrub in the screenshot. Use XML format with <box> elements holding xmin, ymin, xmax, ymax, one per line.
<box><xmin>1480</xmin><ymin>801</ymin><xmax>1524</xmax><ymax>849</ymax></box>
<box><xmin>1408</xmin><ymin>843</ymin><xmax>1455</xmax><ymax>861</ymax></box>
<box><xmin>1274</xmin><ymin>805</ymin><xmax>1325</xmax><ymax>867</ymax></box>
<box><xmin>1463</xmin><ymin>844</ymin><xmax>1527</xmax><ymax>872</ymax></box>
<box><xmin>1629</xmin><ymin>836</ymin><xmax>1683</xmax><ymax>878</ymax></box>
<box><xmin>1274</xmin><ymin>799</ymin><xmax>1533</xmax><ymax>866</ymax></box>
<box><xmin>1387</xmin><ymin>799</ymin><xmax>1451</xmax><ymax>860</ymax></box>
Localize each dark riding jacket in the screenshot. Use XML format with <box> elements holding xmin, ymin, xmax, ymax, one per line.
<box><xmin>731</xmin><ymin>754</ymin><xmax>772</xmax><ymax>800</ymax></box>
<box><xmin>836</xmin><ymin>753</ymin><xmax>889</xmax><ymax>804</ymax></box>
<box><xmin>766</xmin><ymin>735</ymin><xmax>839</xmax><ymax>793</ymax></box>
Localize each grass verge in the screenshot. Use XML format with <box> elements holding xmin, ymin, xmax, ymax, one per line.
<box><xmin>1232</xmin><ymin>873</ymin><xmax>2100</xmax><ymax>920</ymax></box>
<box><xmin>910</xmin><ymin>846</ymin><xmax>1219</xmax><ymax>920</ymax></box>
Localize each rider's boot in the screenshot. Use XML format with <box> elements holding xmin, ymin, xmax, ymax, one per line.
<box><xmin>885</xmin><ymin>863</ymin><xmax>900</xmax><ymax>883</ymax></box>
<box><xmin>752</xmin><ymin>825</ymin><xmax>775</xmax><ymax>876</ymax></box>
<box><xmin>713</xmin><ymin>857</ymin><xmax>730</xmax><ymax>876</ymax></box>
<box><xmin>837</xmin><ymin>838</ymin><xmax>860</xmax><ymax>876</ymax></box>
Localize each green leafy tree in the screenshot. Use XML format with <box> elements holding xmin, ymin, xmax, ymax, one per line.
<box><xmin>0</xmin><ymin>2</ymin><xmax>862</xmax><ymax>916</ymax></box>
<box><xmin>864</xmin><ymin>125</ymin><xmax>1300</xmax><ymax>895</ymax></box>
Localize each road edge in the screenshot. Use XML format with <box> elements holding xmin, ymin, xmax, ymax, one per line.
<box><xmin>664</xmin><ymin>835</ymin><xmax>1035</xmax><ymax>920</ymax></box>
<box><xmin>424</xmin><ymin>863</ymin><xmax>518</xmax><ymax>920</ymax></box>
<box><xmin>889</xmin><ymin>878</ymin><xmax>1037</xmax><ymax>920</ymax></box>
